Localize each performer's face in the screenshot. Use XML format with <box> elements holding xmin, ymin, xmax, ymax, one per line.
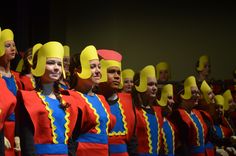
<box><xmin>189</xmin><ymin>87</ymin><xmax>200</xmax><ymax>106</ymax></box>
<box><xmin>123</xmin><ymin>78</ymin><xmax>134</xmax><ymax>93</ymax></box>
<box><xmin>89</xmin><ymin>59</ymin><xmax>101</xmax><ymax>85</ymax></box>
<box><xmin>4</xmin><ymin>40</ymin><xmax>17</xmax><ymax>61</ymax></box>
<box><xmin>41</xmin><ymin>57</ymin><xmax>62</xmax><ymax>83</ymax></box>
<box><xmin>106</xmin><ymin>66</ymin><xmax>121</xmax><ymax>90</ymax></box>
<box><xmin>207</xmin><ymin>91</ymin><xmax>215</xmax><ymax>104</ymax></box>
<box><xmin>144</xmin><ymin>77</ymin><xmax>158</xmax><ymax>99</ymax></box>
<box><xmin>159</xmin><ymin>69</ymin><xmax>169</xmax><ymax>81</ymax></box>
<box><xmin>63</xmin><ymin>56</ymin><xmax>70</xmax><ymax>73</ymax></box>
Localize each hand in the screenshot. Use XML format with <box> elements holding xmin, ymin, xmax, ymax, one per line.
<box><xmin>4</xmin><ymin>137</ymin><xmax>11</xmax><ymax>149</ymax></box>
<box><xmin>14</xmin><ymin>136</ymin><xmax>21</xmax><ymax>152</ymax></box>
<box><xmin>216</xmin><ymin>148</ymin><xmax>229</xmax><ymax>156</ymax></box>
<box><xmin>230</xmin><ymin>136</ymin><xmax>236</xmax><ymax>145</ymax></box>
<box><xmin>226</xmin><ymin>147</ymin><xmax>236</xmax><ymax>155</ymax></box>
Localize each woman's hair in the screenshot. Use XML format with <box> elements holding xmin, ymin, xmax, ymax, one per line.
<box><xmin>20</xmin><ymin>48</ymin><xmax>32</xmax><ymax>76</ymax></box>
<box><xmin>131</xmin><ymin>72</ymin><xmax>143</xmax><ymax>107</ymax></box>
<box><xmin>69</xmin><ymin>52</ymin><xmax>81</xmax><ymax>89</ymax></box>
<box><xmin>34</xmin><ymin>77</ymin><xmax>70</xmax><ymax>109</ymax></box>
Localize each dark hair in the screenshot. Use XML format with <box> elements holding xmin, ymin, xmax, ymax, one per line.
<box><xmin>69</xmin><ymin>52</ymin><xmax>82</xmax><ymax>89</ymax></box>
<box><xmin>34</xmin><ymin>77</ymin><xmax>70</xmax><ymax>109</ymax></box>
<box><xmin>131</xmin><ymin>72</ymin><xmax>142</xmax><ymax>107</ymax></box>
<box><xmin>20</xmin><ymin>48</ymin><xmax>32</xmax><ymax>76</ymax></box>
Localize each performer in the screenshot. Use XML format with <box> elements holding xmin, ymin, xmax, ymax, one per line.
<box><xmin>0</xmin><ymin>78</ymin><xmax>16</xmax><ymax>156</ymax></box>
<box><xmin>0</xmin><ymin>28</ymin><xmax>21</xmax><ymax>156</ymax></box>
<box><xmin>68</xmin><ymin>45</ymin><xmax>116</xmax><ymax>156</ymax></box>
<box><xmin>120</xmin><ymin>68</ymin><xmax>135</xmax><ymax>93</ymax></box>
<box><xmin>17</xmin><ymin>41</ymin><xmax>78</xmax><ymax>156</ymax></box>
<box><xmin>157</xmin><ymin>84</ymin><xmax>180</xmax><ymax>156</ymax></box>
<box><xmin>96</xmin><ymin>49</ymin><xmax>137</xmax><ymax>156</ymax></box>
<box><xmin>133</xmin><ymin>65</ymin><xmax>163</xmax><ymax>155</ymax></box>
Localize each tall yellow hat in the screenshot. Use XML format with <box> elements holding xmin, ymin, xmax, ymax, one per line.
<box><xmin>77</xmin><ymin>45</ymin><xmax>98</xmax><ymax>79</ymax></box>
<box><xmin>0</xmin><ymin>29</ymin><xmax>14</xmax><ymax>57</ymax></box>
<box><xmin>181</xmin><ymin>76</ymin><xmax>198</xmax><ymax>100</ymax></box>
<box><xmin>63</xmin><ymin>45</ymin><xmax>70</xmax><ymax>57</ymax></box>
<box><xmin>200</xmin><ymin>80</ymin><xmax>213</xmax><ymax>104</ymax></box>
<box><xmin>119</xmin><ymin>68</ymin><xmax>135</xmax><ymax>89</ymax></box>
<box><xmin>156</xmin><ymin>61</ymin><xmax>169</xmax><ymax>80</ymax></box>
<box><xmin>97</xmin><ymin>49</ymin><xmax>122</xmax><ymax>83</ymax></box>
<box><xmin>122</xmin><ymin>68</ymin><xmax>135</xmax><ymax>79</ymax></box>
<box><xmin>214</xmin><ymin>95</ymin><xmax>224</xmax><ymax>107</ymax></box>
<box><xmin>28</xmin><ymin>43</ymin><xmax>42</xmax><ymax>65</ymax></box>
<box><xmin>157</xmin><ymin>84</ymin><xmax>173</xmax><ymax>106</ymax></box>
<box><xmin>197</xmin><ymin>55</ymin><xmax>209</xmax><ymax>71</ymax></box>
<box><xmin>223</xmin><ymin>89</ymin><xmax>233</xmax><ymax>111</ymax></box>
<box><xmin>31</xmin><ymin>41</ymin><xmax>65</xmax><ymax>78</ymax></box>
<box><xmin>135</xmin><ymin>65</ymin><xmax>156</xmax><ymax>92</ymax></box>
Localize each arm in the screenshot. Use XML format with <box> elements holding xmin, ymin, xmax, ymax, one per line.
<box><xmin>18</xmin><ymin>93</ymin><xmax>36</xmax><ymax>156</ymax></box>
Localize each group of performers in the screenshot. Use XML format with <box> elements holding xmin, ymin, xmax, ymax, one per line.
<box><xmin>0</xmin><ymin>27</ymin><xmax>236</xmax><ymax>156</ymax></box>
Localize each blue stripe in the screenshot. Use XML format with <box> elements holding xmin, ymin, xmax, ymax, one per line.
<box><xmin>110</xmin><ymin>102</ymin><xmax>125</xmax><ymax>133</ymax></box>
<box><xmin>146</xmin><ymin>111</ymin><xmax>158</xmax><ymax>154</ymax></box>
<box><xmin>191</xmin><ymin>113</ymin><xmax>204</xmax><ymax>145</ymax></box>
<box><xmin>162</xmin><ymin>120</ymin><xmax>174</xmax><ymax>155</ymax></box>
<box><xmin>7</xmin><ymin>113</ymin><xmax>15</xmax><ymax>121</ymax></box>
<box><xmin>2</xmin><ymin>76</ymin><xmax>17</xmax><ymax>96</ymax></box>
<box><xmin>45</xmin><ymin>96</ymin><xmax>66</xmax><ymax>144</ymax></box>
<box><xmin>191</xmin><ymin>145</ymin><xmax>205</xmax><ymax>154</ymax></box>
<box><xmin>214</xmin><ymin>125</ymin><xmax>223</xmax><ymax>138</ymax></box>
<box><xmin>35</xmin><ymin>144</ymin><xmax>68</xmax><ymax>154</ymax></box>
<box><xmin>76</xmin><ymin>133</ymin><xmax>108</xmax><ymax>144</ymax></box>
<box><xmin>205</xmin><ymin>142</ymin><xmax>214</xmax><ymax>149</ymax></box>
<box><xmin>85</xmin><ymin>94</ymin><xmax>108</xmax><ymax>134</ymax></box>
<box><xmin>109</xmin><ymin>144</ymin><xmax>127</xmax><ymax>153</ymax></box>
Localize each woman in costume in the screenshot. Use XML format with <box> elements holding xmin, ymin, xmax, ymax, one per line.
<box><xmin>132</xmin><ymin>65</ymin><xmax>163</xmax><ymax>156</ymax></box>
<box><xmin>68</xmin><ymin>45</ymin><xmax>116</xmax><ymax>156</ymax></box>
<box><xmin>17</xmin><ymin>41</ymin><xmax>78</xmax><ymax>156</ymax></box>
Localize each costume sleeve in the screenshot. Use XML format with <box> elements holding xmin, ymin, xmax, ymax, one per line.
<box><xmin>170</xmin><ymin>110</ymin><xmax>190</xmax><ymax>156</ymax></box>
<box><xmin>127</xmin><ymin>101</ymin><xmax>138</xmax><ymax>156</ymax></box>
<box><xmin>0</xmin><ymin>129</ymin><xmax>4</xmax><ymax>156</ymax></box>
<box><xmin>203</xmin><ymin>115</ymin><xmax>232</xmax><ymax>147</ymax></box>
<box><xmin>18</xmin><ymin>93</ymin><xmax>35</xmax><ymax>156</ymax></box>
<box><xmin>68</xmin><ymin>109</ymin><xmax>81</xmax><ymax>156</ymax></box>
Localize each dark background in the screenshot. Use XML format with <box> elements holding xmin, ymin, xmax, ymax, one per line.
<box><xmin>1</xmin><ymin>0</ymin><xmax>235</xmax><ymax>80</ymax></box>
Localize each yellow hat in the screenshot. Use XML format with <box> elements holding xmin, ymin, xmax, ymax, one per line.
<box><xmin>135</xmin><ymin>65</ymin><xmax>156</xmax><ymax>92</ymax></box>
<box><xmin>28</xmin><ymin>43</ymin><xmax>42</xmax><ymax>65</ymax></box>
<box><xmin>97</xmin><ymin>49</ymin><xmax>122</xmax><ymax>83</ymax></box>
<box><xmin>156</xmin><ymin>61</ymin><xmax>169</xmax><ymax>80</ymax></box>
<box><xmin>197</xmin><ymin>55</ymin><xmax>209</xmax><ymax>71</ymax></box>
<box><xmin>0</xmin><ymin>29</ymin><xmax>14</xmax><ymax>57</ymax></box>
<box><xmin>200</xmin><ymin>80</ymin><xmax>213</xmax><ymax>104</ymax></box>
<box><xmin>16</xmin><ymin>58</ymin><xmax>24</xmax><ymax>72</ymax></box>
<box><xmin>122</xmin><ymin>69</ymin><xmax>135</xmax><ymax>79</ymax></box>
<box><xmin>119</xmin><ymin>68</ymin><xmax>135</xmax><ymax>89</ymax></box>
<box><xmin>157</xmin><ymin>84</ymin><xmax>173</xmax><ymax>106</ymax></box>
<box><xmin>214</xmin><ymin>95</ymin><xmax>224</xmax><ymax>107</ymax></box>
<box><xmin>223</xmin><ymin>89</ymin><xmax>233</xmax><ymax>111</ymax></box>
<box><xmin>181</xmin><ymin>76</ymin><xmax>198</xmax><ymax>100</ymax></box>
<box><xmin>77</xmin><ymin>45</ymin><xmax>98</xmax><ymax>79</ymax></box>
<box><xmin>63</xmin><ymin>45</ymin><xmax>70</xmax><ymax>57</ymax></box>
<box><xmin>31</xmin><ymin>41</ymin><xmax>65</xmax><ymax>78</ymax></box>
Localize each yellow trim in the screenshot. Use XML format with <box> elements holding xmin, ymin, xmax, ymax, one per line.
<box><xmin>109</xmin><ymin>99</ymin><xmax>128</xmax><ymax>136</ymax></box>
<box><xmin>184</xmin><ymin>111</ymin><xmax>205</xmax><ymax>146</ymax></box>
<box><xmin>37</xmin><ymin>92</ymin><xmax>58</xmax><ymax>144</ymax></box>
<box><xmin>142</xmin><ymin>109</ymin><xmax>153</xmax><ymax>153</ymax></box>
<box><xmin>78</xmin><ymin>92</ymin><xmax>101</xmax><ymax>134</ymax></box>
<box><xmin>59</xmin><ymin>94</ymin><xmax>70</xmax><ymax>144</ymax></box>
<box><xmin>30</xmin><ymin>76</ymin><xmax>36</xmax><ymax>88</ymax></box>
<box><xmin>96</xmin><ymin>95</ymin><xmax>110</xmax><ymax>134</ymax></box>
